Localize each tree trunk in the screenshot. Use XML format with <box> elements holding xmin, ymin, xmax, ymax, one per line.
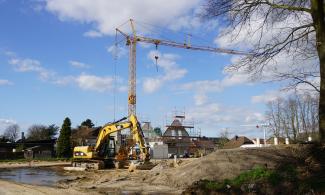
<box><xmin>319</xmin><ymin>45</ymin><xmax>325</xmax><ymax>142</ymax></box>
<box><xmin>310</xmin><ymin>0</ymin><xmax>325</xmax><ymax>142</ymax></box>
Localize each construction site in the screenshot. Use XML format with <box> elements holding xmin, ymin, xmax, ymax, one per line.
<box><xmin>1</xmin><ymin>1</ymin><xmax>325</xmax><ymax>194</ymax></box>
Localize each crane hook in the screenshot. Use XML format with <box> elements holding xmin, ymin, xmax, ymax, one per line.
<box><xmin>154</xmin><ymin>56</ymin><xmax>159</xmax><ymax>72</ymax></box>
<box><xmin>154</xmin><ymin>43</ymin><xmax>159</xmax><ymax>72</ymax></box>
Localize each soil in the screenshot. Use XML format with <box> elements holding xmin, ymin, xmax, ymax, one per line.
<box><xmin>0</xmin><ymin>146</ymin><xmax>315</xmax><ymax>195</ymax></box>
<box><xmin>0</xmin><ymin>180</ymin><xmax>90</xmax><ymax>195</ymax></box>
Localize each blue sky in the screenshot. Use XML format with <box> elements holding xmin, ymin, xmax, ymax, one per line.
<box><xmin>0</xmin><ymin>0</ymin><xmax>284</xmax><ymax>138</ymax></box>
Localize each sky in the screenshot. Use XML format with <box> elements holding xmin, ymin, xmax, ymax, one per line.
<box><xmin>0</xmin><ymin>0</ymin><xmax>295</xmax><ymax>139</ymax></box>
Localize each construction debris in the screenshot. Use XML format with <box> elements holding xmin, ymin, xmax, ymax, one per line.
<box><xmin>63</xmin><ymin>167</ymin><xmax>86</xmax><ymax>171</ymax></box>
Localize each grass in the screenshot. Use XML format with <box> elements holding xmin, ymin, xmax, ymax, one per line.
<box><xmin>196</xmin><ymin>164</ymin><xmax>325</xmax><ymax>194</ymax></box>
<box><xmin>232</xmin><ymin>166</ymin><xmax>276</xmax><ymax>186</ymax></box>
<box><xmin>198</xmin><ymin>164</ymin><xmax>298</xmax><ymax>192</ymax></box>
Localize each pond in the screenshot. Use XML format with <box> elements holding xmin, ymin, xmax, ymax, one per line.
<box><xmin>0</xmin><ymin>167</ymin><xmax>70</xmax><ymax>186</ymax></box>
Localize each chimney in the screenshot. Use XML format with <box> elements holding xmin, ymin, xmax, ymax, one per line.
<box><xmin>21</xmin><ymin>132</ymin><xmax>25</xmax><ymax>142</ymax></box>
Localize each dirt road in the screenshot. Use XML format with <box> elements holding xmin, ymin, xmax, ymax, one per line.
<box><xmin>0</xmin><ymin>180</ymin><xmax>91</xmax><ymax>195</ymax></box>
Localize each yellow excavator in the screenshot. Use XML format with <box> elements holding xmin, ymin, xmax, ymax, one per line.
<box><xmin>72</xmin><ymin>114</ymin><xmax>149</xmax><ymax>170</ymax></box>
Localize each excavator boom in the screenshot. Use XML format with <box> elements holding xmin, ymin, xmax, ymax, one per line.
<box><xmin>94</xmin><ymin>117</ymin><xmax>130</xmax><ymax>151</ymax></box>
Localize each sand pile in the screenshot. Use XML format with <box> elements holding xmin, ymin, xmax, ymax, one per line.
<box><xmin>149</xmin><ymin>147</ymin><xmax>293</xmax><ymax>188</ymax></box>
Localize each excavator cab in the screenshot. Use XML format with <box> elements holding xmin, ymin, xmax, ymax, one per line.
<box><xmin>98</xmin><ymin>136</ymin><xmax>116</xmax><ymax>159</ymax></box>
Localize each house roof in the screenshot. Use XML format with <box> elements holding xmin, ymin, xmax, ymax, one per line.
<box><xmin>192</xmin><ymin>140</ymin><xmax>215</xmax><ymax>149</ymax></box>
<box><xmin>0</xmin><ymin>142</ymin><xmax>16</xmax><ymax>147</ymax></box>
<box><xmin>200</xmin><ymin>136</ymin><xmax>229</xmax><ymax>143</ymax></box>
<box><xmin>169</xmin><ymin>119</ymin><xmax>182</xmax><ymax>127</ymax></box>
<box><xmin>25</xmin><ymin>146</ymin><xmax>40</xmax><ymax>151</ymax></box>
<box><xmin>142</xmin><ymin>122</ymin><xmax>153</xmax><ymax>131</ymax></box>
<box><xmin>16</xmin><ymin>138</ymin><xmax>57</xmax><ymax>144</ymax></box>
<box><xmin>223</xmin><ymin>136</ymin><xmax>254</xmax><ymax>149</ymax></box>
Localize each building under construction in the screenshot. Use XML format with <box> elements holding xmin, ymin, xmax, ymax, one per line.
<box><xmin>162</xmin><ymin>113</ymin><xmax>201</xmax><ymax>156</ymax></box>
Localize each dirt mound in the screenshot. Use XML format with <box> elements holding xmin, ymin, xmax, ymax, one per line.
<box><xmin>149</xmin><ymin>147</ymin><xmax>294</xmax><ymax>188</ymax></box>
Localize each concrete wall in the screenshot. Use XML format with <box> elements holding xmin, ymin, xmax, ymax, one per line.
<box><xmin>151</xmin><ymin>144</ymin><xmax>168</xmax><ymax>159</ymax></box>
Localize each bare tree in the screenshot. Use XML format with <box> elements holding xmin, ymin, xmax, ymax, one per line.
<box><xmin>27</xmin><ymin>124</ymin><xmax>59</xmax><ymax>141</ymax></box>
<box><xmin>219</xmin><ymin>128</ymin><xmax>230</xmax><ymax>138</ymax></box>
<box><xmin>3</xmin><ymin>124</ymin><xmax>20</xmax><ymax>142</ymax></box>
<box><xmin>266</xmin><ymin>98</ymin><xmax>284</xmax><ymax>137</ymax></box>
<box><xmin>71</xmin><ymin>126</ymin><xmax>93</xmax><ymax>146</ymax></box>
<box><xmin>205</xmin><ymin>0</ymin><xmax>325</xmax><ymax>142</ymax></box>
<box><xmin>266</xmin><ymin>92</ymin><xmax>319</xmax><ymax>139</ymax></box>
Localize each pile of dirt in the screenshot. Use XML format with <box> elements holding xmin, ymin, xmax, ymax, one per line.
<box><xmin>149</xmin><ymin>147</ymin><xmax>294</xmax><ymax>188</ymax></box>
<box><xmin>182</xmin><ymin>144</ymin><xmax>325</xmax><ymax>194</ymax></box>
<box><xmin>55</xmin><ymin>147</ymin><xmax>301</xmax><ymax>193</ymax></box>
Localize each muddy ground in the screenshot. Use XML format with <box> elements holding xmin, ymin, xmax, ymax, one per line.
<box><xmin>0</xmin><ymin>146</ymin><xmax>313</xmax><ymax>195</ymax></box>
<box><xmin>0</xmin><ymin>161</ymin><xmax>71</xmax><ymax>169</ymax></box>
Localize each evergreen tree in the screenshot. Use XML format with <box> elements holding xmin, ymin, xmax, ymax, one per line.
<box><xmin>80</xmin><ymin>119</ymin><xmax>94</xmax><ymax>128</ymax></box>
<box><xmin>154</xmin><ymin>127</ymin><xmax>162</xmax><ymax>136</ymax></box>
<box><xmin>56</xmin><ymin>117</ymin><xmax>72</xmax><ymax>158</ymax></box>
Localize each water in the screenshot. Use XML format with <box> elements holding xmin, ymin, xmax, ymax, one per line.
<box><xmin>0</xmin><ymin>167</ymin><xmax>70</xmax><ymax>186</ymax></box>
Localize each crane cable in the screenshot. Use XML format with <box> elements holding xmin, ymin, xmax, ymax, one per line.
<box><xmin>113</xmin><ymin>30</ymin><xmax>118</xmax><ymax>121</ymax></box>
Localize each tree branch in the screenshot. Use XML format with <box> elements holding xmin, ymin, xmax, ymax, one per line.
<box><xmin>263</xmin><ymin>0</ymin><xmax>312</xmax><ymax>13</ymax></box>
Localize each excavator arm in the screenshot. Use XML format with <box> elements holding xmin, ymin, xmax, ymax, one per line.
<box><xmin>129</xmin><ymin>114</ymin><xmax>149</xmax><ymax>161</ymax></box>
<box><xmin>94</xmin><ymin>115</ymin><xmax>148</xmax><ymax>160</ymax></box>
<box><xmin>94</xmin><ymin>117</ymin><xmax>131</xmax><ymax>151</ymax></box>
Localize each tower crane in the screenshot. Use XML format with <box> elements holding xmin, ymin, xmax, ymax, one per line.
<box><xmin>116</xmin><ymin>19</ymin><xmax>249</xmax><ymax>117</ymax></box>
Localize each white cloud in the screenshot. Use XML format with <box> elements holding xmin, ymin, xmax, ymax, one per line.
<box><xmin>0</xmin><ymin>119</ymin><xmax>17</xmax><ymax>135</ymax></box>
<box><xmin>142</xmin><ymin>50</ymin><xmax>187</xmax><ymax>93</ymax></box>
<box><xmin>8</xmin><ymin>57</ymin><xmax>56</xmax><ymax>80</ymax></box>
<box><xmin>185</xmin><ymin>101</ymin><xmax>265</xmax><ymax>137</ymax></box>
<box><xmin>0</xmin><ymin>119</ymin><xmax>16</xmax><ymax>126</ymax></box>
<box><xmin>221</xmin><ymin>72</ymin><xmax>251</xmax><ymax>87</ymax></box>
<box><xmin>75</xmin><ymin>74</ymin><xmax>114</xmax><ymax>92</ymax></box>
<box><xmin>107</xmin><ymin>45</ymin><xmax>127</xmax><ymax>59</ymax></box>
<box><xmin>245</xmin><ymin>113</ymin><xmax>264</xmax><ymax>123</ymax></box>
<box><xmin>83</xmin><ymin>30</ymin><xmax>103</xmax><ymax>38</ymax></box>
<box><xmin>6</xmin><ymin>54</ymin><xmax>126</xmax><ymax>93</ymax></box>
<box><xmin>4</xmin><ymin>51</ymin><xmax>16</xmax><ymax>57</ymax></box>
<box><xmin>55</xmin><ymin>73</ymin><xmax>127</xmax><ymax>93</ymax></box>
<box><xmin>53</xmin><ymin>75</ymin><xmax>75</xmax><ymax>85</ymax></box>
<box><xmin>179</xmin><ymin>69</ymin><xmax>251</xmax><ymax>104</ymax></box>
<box><xmin>43</xmin><ymin>0</ymin><xmax>202</xmax><ymax>36</ymax></box>
<box><xmin>69</xmin><ymin>60</ymin><xmax>91</xmax><ymax>69</ymax></box>
<box><xmin>143</xmin><ymin>78</ymin><xmax>163</xmax><ymax>94</ymax></box>
<box><xmin>9</xmin><ymin>58</ymin><xmax>41</xmax><ymax>72</ymax></box>
<box><xmin>180</xmin><ymin>80</ymin><xmax>222</xmax><ymax>92</ymax></box>
<box><xmin>251</xmin><ymin>81</ymin><xmax>319</xmax><ymax>104</ymax></box>
<box><xmin>0</xmin><ymin>79</ymin><xmax>13</xmax><ymax>86</ymax></box>
<box><xmin>194</xmin><ymin>93</ymin><xmax>207</xmax><ymax>106</ymax></box>
<box><xmin>251</xmin><ymin>90</ymin><xmax>289</xmax><ymax>104</ymax></box>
